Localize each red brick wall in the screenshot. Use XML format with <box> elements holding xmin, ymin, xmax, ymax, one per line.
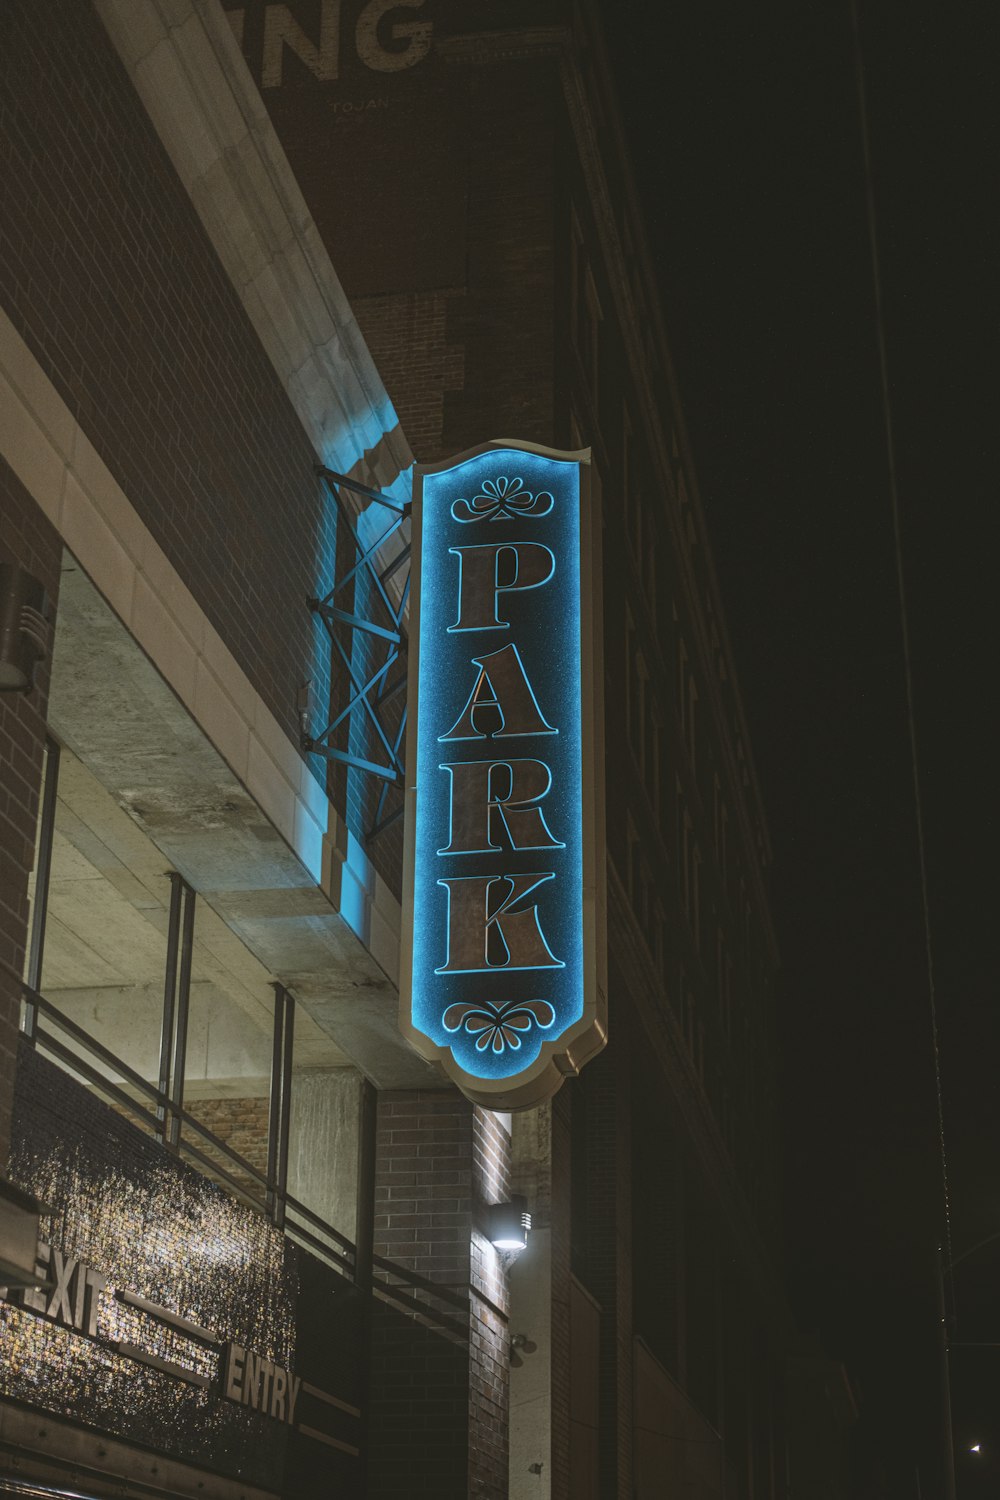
<box><xmin>0</xmin><ymin>461</ymin><xmax>62</xmax><ymax>1167</ymax></box>
<box><xmin>184</xmin><ymin>1094</ymin><xmax>271</xmax><ymax>1200</ymax></box>
<box><xmin>184</xmin><ymin>1095</ymin><xmax>270</xmax><ymax>1176</ymax></box>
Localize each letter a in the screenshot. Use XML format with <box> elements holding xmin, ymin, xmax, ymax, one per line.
<box><xmin>440</xmin><ymin>644</ymin><xmax>556</xmax><ymax>741</ymax></box>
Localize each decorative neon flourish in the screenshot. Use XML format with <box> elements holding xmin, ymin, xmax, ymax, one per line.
<box><xmin>451</xmin><ymin>475</ymin><xmax>554</xmax><ymax>524</ymax></box>
<box><xmin>442</xmin><ymin>997</ymin><xmax>557</xmax><ymax>1053</ymax></box>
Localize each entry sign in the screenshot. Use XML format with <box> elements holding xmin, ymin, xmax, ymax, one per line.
<box><xmin>401</xmin><ymin>442</ymin><xmax>607</xmax><ymax>1110</ymax></box>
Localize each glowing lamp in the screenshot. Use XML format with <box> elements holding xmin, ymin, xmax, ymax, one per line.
<box><xmin>488</xmin><ymin>1195</ymin><xmax>531</xmax><ymax>1252</ymax></box>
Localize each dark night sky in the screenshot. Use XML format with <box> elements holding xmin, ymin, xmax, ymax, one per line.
<box><xmin>602</xmin><ymin>1</ymin><xmax>997</xmax><ymax>1493</ymax></box>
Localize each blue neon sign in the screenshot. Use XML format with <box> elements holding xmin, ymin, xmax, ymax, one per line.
<box><xmin>400</xmin><ymin>442</ymin><xmax>606</xmax><ymax>1110</ymax></box>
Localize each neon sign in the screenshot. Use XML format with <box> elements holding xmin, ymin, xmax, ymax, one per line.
<box><xmin>401</xmin><ymin>442</ymin><xmax>606</xmax><ymax>1110</ymax></box>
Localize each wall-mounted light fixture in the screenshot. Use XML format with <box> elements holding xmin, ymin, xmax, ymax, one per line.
<box><xmin>0</xmin><ymin>562</ymin><xmax>50</xmax><ymax>692</ymax></box>
<box><xmin>488</xmin><ymin>1195</ymin><xmax>531</xmax><ymax>1252</ymax></box>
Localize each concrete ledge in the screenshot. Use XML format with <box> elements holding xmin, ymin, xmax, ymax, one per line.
<box><xmin>0</xmin><ymin>310</ymin><xmax>425</xmax><ymax>1090</ymax></box>
<box><xmin>94</xmin><ymin>0</ymin><xmax>413</xmax><ymax>506</ymax></box>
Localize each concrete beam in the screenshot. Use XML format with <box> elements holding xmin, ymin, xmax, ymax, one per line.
<box><xmin>49</xmin><ymin>562</ymin><xmax>438</xmax><ymax>1091</ymax></box>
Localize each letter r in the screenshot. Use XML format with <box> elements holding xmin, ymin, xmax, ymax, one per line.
<box><xmin>439</xmin><ymin>758</ymin><xmax>564</xmax><ymax>854</ymax></box>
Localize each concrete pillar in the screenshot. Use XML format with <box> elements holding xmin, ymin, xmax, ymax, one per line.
<box><xmin>287</xmin><ymin>1066</ymin><xmax>363</xmax><ymax>1244</ymax></box>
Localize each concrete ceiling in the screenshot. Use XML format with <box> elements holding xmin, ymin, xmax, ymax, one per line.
<box><xmin>43</xmin><ymin>557</ymin><xmax>437</xmax><ymax>1091</ymax></box>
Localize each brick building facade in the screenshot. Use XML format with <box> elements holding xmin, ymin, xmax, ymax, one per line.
<box><xmin>216</xmin><ymin>2</ymin><xmax>856</xmax><ymax>1496</ymax></box>
<box><xmin>0</xmin><ymin>0</ymin><xmax>854</xmax><ymax>1497</ymax></box>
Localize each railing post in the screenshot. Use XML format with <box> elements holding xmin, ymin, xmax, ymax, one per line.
<box><xmin>275</xmin><ymin>987</ymin><xmax>295</xmax><ymax>1230</ymax></box>
<box><xmin>266</xmin><ymin>983</ymin><xmax>285</xmax><ymax>1221</ymax></box>
<box><xmin>267</xmin><ymin>983</ymin><xmax>295</xmax><ymax>1231</ymax></box>
<box><xmin>166</xmin><ymin>883</ymin><xmax>195</xmax><ymax>1150</ymax></box>
<box><xmin>156</xmin><ymin>872</ymin><xmax>184</xmax><ymax>1144</ymax></box>
<box><xmin>23</xmin><ymin>737</ymin><xmax>60</xmax><ymax>1039</ymax></box>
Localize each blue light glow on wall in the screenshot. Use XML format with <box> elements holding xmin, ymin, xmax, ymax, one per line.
<box><xmin>405</xmin><ymin>446</ymin><xmax>589</xmax><ymax>1097</ymax></box>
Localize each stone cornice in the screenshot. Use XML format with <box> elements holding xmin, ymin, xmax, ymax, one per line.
<box><xmin>95</xmin><ymin>0</ymin><xmax>413</xmax><ymax>506</ymax></box>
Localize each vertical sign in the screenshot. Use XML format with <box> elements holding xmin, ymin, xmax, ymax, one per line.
<box><xmin>401</xmin><ymin>441</ymin><xmax>606</xmax><ymax>1110</ymax></box>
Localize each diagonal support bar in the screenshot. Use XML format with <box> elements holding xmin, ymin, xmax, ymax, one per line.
<box><xmin>302</xmin><ymin>467</ymin><xmax>411</xmax><ymax>834</ymax></box>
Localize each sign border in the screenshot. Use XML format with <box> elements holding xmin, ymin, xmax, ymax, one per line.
<box><xmin>399</xmin><ymin>439</ymin><xmax>607</xmax><ymax>1110</ymax></box>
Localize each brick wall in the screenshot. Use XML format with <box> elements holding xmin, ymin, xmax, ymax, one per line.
<box><xmin>0</xmin><ymin>459</ymin><xmax>62</xmax><ymax>1167</ymax></box>
<box><xmin>329</xmin><ymin>58</ymin><xmax>558</xmax><ymax>469</ymax></box>
<box><xmin>368</xmin><ymin>1302</ymin><xmax>469</xmax><ymax>1496</ymax></box>
<box><xmin>374</xmin><ymin>1090</ymin><xmax>474</xmax><ymax>1281</ymax></box>
<box><xmin>469</xmin><ymin>1107</ymin><xmax>511</xmax><ymax>1497</ymax></box>
<box><xmin>185</xmin><ymin>1094</ymin><xmax>271</xmax><ymax>1199</ymax></box>
<box><xmin>0</xmin><ymin>0</ymin><xmax>334</xmax><ymax>807</ymax></box>
<box><xmin>373</xmin><ymin>1089</ymin><xmax>511</xmax><ymax>1498</ymax></box>
<box><xmin>185</xmin><ymin>1095</ymin><xmax>270</xmax><ymax>1177</ymax></box>
<box><xmin>354</xmin><ymin>291</ymin><xmax>466</xmax><ymax>465</ymax></box>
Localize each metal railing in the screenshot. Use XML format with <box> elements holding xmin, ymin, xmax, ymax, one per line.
<box><xmin>370</xmin><ymin>1253</ymin><xmax>471</xmax><ymax>1344</ymax></box>
<box><xmin>9</xmin><ymin>966</ymin><xmax>470</xmax><ymax>1344</ymax></box>
<box><xmin>11</xmin><ymin>730</ymin><xmax>467</xmax><ymax>1341</ymax></box>
<box><xmin>17</xmin><ymin>972</ymin><xmax>357</xmax><ymax>1277</ymax></box>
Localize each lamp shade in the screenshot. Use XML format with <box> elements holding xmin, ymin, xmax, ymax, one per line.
<box><xmin>487</xmin><ymin>1195</ymin><xmax>530</xmax><ymax>1251</ymax></box>
<box><xmin>0</xmin><ymin>563</ymin><xmax>50</xmax><ymax>692</ymax></box>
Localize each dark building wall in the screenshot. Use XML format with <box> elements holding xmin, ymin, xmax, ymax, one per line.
<box><xmin>573</xmin><ymin>1029</ymin><xmax>634</xmax><ymax>1500</ymax></box>
<box><xmin>352</xmin><ymin>54</ymin><xmax>558</xmax><ymax>465</ymax></box>
<box><xmin>225</xmin><ymin>0</ymin><xmax>792</xmax><ymax>1487</ymax></box>
<box><xmin>555</xmin><ymin>113</ymin><xmax>781</xmax><ymax>1261</ymax></box>
<box><xmin>0</xmin><ymin>459</ymin><xmax>61</xmax><ymax>1167</ymax></box>
<box><xmin>0</xmin><ymin>0</ymin><xmax>332</xmax><ymax>781</ymax></box>
<box><xmin>224</xmin><ymin>0</ymin><xmax>781</xmax><ymax>1242</ymax></box>
<box><xmin>368</xmin><ymin>1298</ymin><xmax>470</xmax><ymax>1496</ymax></box>
<box><xmin>550</xmin><ymin>1089</ymin><xmax>574</xmax><ymax>1500</ymax></box>
<box><xmin>0</xmin><ymin>0</ymin><xmax>805</xmax><ymax>1491</ymax></box>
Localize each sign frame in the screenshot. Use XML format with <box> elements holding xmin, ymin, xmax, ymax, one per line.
<box><xmin>399</xmin><ymin>439</ymin><xmax>607</xmax><ymax>1111</ymax></box>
